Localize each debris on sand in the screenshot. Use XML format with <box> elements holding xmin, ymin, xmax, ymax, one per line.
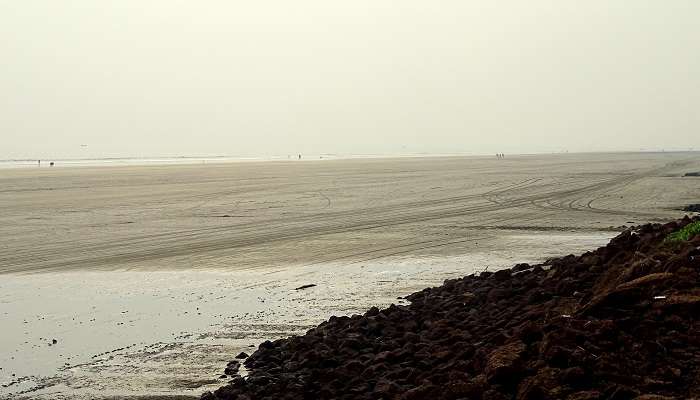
<box><xmin>203</xmin><ymin>216</ymin><xmax>700</xmax><ymax>400</ymax></box>
<box><xmin>684</xmin><ymin>172</ymin><xmax>700</xmax><ymax>177</ymax></box>
<box><xmin>294</xmin><ymin>284</ymin><xmax>317</xmax><ymax>291</ymax></box>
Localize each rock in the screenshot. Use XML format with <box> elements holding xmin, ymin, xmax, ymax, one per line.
<box><xmin>616</xmin><ymin>273</ymin><xmax>674</xmax><ymax>291</ymax></box>
<box><xmin>224</xmin><ymin>361</ymin><xmax>240</xmax><ymax>376</ymax></box>
<box><xmin>483</xmin><ymin>389</ymin><xmax>510</xmax><ymax>400</ymax></box>
<box><xmin>683</xmin><ymin>204</ymin><xmax>700</xmax><ymax>212</ymax></box>
<box><xmin>493</xmin><ymin>269</ymin><xmax>512</xmax><ymax>281</ymax></box>
<box><xmin>567</xmin><ymin>391</ymin><xmax>602</xmax><ymax>400</ymax></box>
<box><xmin>366</xmin><ymin>306</ymin><xmax>380</xmax><ymax>317</ymax></box>
<box><xmin>259</xmin><ymin>340</ymin><xmax>274</xmax><ymax>350</ymax></box>
<box><xmin>512</xmin><ymin>263</ymin><xmax>532</xmax><ymax>273</ymax></box>
<box><xmin>485</xmin><ymin>341</ymin><xmax>526</xmax><ymax>383</ymax></box>
<box><xmin>514</xmin><ymin>321</ymin><xmax>542</xmax><ymax>344</ymax></box>
<box><xmin>578</xmin><ymin>273</ymin><xmax>675</xmax><ymax>315</ymax></box>
<box><xmin>398</xmin><ymin>384</ymin><xmax>436</xmax><ymax>400</ymax></box>
<box><xmin>516</xmin><ymin>367</ymin><xmax>561</xmax><ymax>400</ymax></box>
<box><xmin>200</xmin><ymin>392</ymin><xmax>216</xmax><ymax>400</ymax></box>
<box><xmin>660</xmin><ymin>294</ymin><xmax>700</xmax><ymax>309</ymax></box>
<box><xmin>373</xmin><ymin>378</ymin><xmax>401</xmax><ymax>395</ymax></box>
<box><xmin>229</xmin><ymin>376</ymin><xmax>246</xmax><ymax>388</ymax></box>
<box><xmin>235</xmin><ymin>352</ymin><xmax>249</xmax><ymax>359</ymax></box>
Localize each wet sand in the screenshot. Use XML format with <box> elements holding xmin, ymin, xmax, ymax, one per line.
<box><xmin>1</xmin><ymin>152</ymin><xmax>699</xmax><ymax>399</ymax></box>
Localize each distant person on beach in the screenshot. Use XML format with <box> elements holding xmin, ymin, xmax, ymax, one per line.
<box><xmin>298</xmin><ymin>154</ymin><xmax>302</xmax><ymax>160</ymax></box>
<box><xmin>38</xmin><ymin>160</ymin><xmax>41</xmax><ymax>166</ymax></box>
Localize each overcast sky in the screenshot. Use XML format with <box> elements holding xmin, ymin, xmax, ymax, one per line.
<box><xmin>1</xmin><ymin>1</ymin><xmax>698</xmax><ymax>159</ymax></box>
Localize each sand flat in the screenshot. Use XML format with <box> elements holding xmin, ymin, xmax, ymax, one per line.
<box><xmin>1</xmin><ymin>152</ymin><xmax>698</xmax><ymax>274</ymax></box>
<box><xmin>1</xmin><ymin>152</ymin><xmax>699</xmax><ymax>399</ymax></box>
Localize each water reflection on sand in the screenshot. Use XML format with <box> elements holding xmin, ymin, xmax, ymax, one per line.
<box><xmin>1</xmin><ymin>231</ymin><xmax>612</xmax><ymax>399</ymax></box>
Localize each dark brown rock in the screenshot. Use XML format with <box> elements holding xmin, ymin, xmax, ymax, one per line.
<box><xmin>485</xmin><ymin>341</ymin><xmax>526</xmax><ymax>383</ymax></box>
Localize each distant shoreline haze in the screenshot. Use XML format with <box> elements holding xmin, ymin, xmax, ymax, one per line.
<box><xmin>1</xmin><ymin>150</ymin><xmax>698</xmax><ymax>169</ymax></box>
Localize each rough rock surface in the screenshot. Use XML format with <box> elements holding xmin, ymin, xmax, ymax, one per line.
<box><xmin>203</xmin><ymin>216</ymin><xmax>700</xmax><ymax>400</ymax></box>
<box><xmin>684</xmin><ymin>204</ymin><xmax>700</xmax><ymax>213</ymax></box>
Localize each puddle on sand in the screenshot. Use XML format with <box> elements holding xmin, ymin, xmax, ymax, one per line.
<box><xmin>0</xmin><ymin>231</ymin><xmax>614</xmax><ymax>399</ymax></box>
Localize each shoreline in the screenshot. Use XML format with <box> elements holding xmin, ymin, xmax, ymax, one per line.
<box><xmin>1</xmin><ymin>150</ymin><xmax>698</xmax><ymax>171</ymax></box>
<box><xmin>1</xmin><ymin>230</ymin><xmax>614</xmax><ymax>399</ymax></box>
<box><xmin>203</xmin><ymin>217</ymin><xmax>700</xmax><ymax>399</ymax></box>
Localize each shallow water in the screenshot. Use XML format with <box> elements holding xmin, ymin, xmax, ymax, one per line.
<box><xmin>0</xmin><ymin>232</ymin><xmax>612</xmax><ymax>399</ymax></box>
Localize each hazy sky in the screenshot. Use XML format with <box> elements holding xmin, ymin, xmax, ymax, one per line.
<box><xmin>1</xmin><ymin>1</ymin><xmax>698</xmax><ymax>159</ymax></box>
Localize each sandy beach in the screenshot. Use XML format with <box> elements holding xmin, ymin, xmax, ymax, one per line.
<box><xmin>2</xmin><ymin>152</ymin><xmax>698</xmax><ymax>274</ymax></box>
<box><xmin>1</xmin><ymin>152</ymin><xmax>699</xmax><ymax>399</ymax></box>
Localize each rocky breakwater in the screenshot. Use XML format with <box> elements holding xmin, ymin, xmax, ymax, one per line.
<box><xmin>203</xmin><ymin>216</ymin><xmax>700</xmax><ymax>400</ymax></box>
